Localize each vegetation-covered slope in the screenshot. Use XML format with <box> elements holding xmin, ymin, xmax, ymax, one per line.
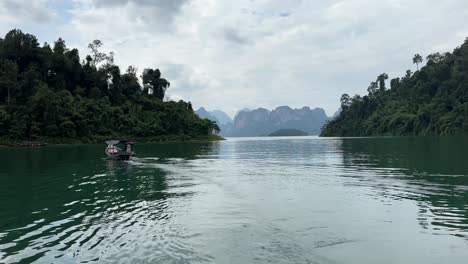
<box><xmin>0</xmin><ymin>29</ymin><xmax>219</xmax><ymax>143</ymax></box>
<box><xmin>321</xmin><ymin>38</ymin><xmax>468</xmax><ymax>136</ymax></box>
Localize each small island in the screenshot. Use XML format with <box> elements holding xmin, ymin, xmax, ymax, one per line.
<box><xmin>268</xmin><ymin>129</ymin><xmax>308</xmax><ymax>137</ymax></box>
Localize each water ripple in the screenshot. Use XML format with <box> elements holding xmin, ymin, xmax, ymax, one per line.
<box><xmin>0</xmin><ymin>138</ymin><xmax>468</xmax><ymax>263</ymax></box>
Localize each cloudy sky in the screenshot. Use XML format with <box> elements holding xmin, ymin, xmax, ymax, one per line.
<box><xmin>1</xmin><ymin>0</ymin><xmax>467</xmax><ymax>117</ymax></box>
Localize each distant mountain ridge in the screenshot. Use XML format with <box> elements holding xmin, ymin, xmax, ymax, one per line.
<box><xmin>231</xmin><ymin>106</ymin><xmax>328</xmax><ymax>136</ymax></box>
<box><xmin>210</xmin><ymin>110</ymin><xmax>233</xmax><ymax>125</ymax></box>
<box><xmin>196</xmin><ymin>107</ymin><xmax>217</xmax><ymax>122</ymax></box>
<box><xmin>195</xmin><ymin>108</ymin><xmax>233</xmax><ymax>135</ymax></box>
<box><xmin>195</xmin><ymin>107</ymin><xmax>233</xmax><ymax>125</ymax></box>
<box><xmin>196</xmin><ymin>106</ymin><xmax>329</xmax><ymax>137</ymax></box>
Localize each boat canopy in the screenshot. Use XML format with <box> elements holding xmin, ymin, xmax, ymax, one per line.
<box><xmin>105</xmin><ymin>140</ymin><xmax>120</xmax><ymax>145</ymax></box>
<box><xmin>105</xmin><ymin>140</ymin><xmax>135</xmax><ymax>145</ymax></box>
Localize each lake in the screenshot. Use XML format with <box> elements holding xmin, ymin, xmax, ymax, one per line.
<box><xmin>0</xmin><ymin>136</ymin><xmax>467</xmax><ymax>263</ymax></box>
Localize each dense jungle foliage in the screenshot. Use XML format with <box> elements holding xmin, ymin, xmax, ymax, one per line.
<box><xmin>321</xmin><ymin>38</ymin><xmax>468</xmax><ymax>136</ymax></box>
<box><xmin>0</xmin><ymin>29</ymin><xmax>220</xmax><ymax>144</ymax></box>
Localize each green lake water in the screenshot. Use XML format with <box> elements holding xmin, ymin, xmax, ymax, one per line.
<box><xmin>0</xmin><ymin>136</ymin><xmax>467</xmax><ymax>263</ymax></box>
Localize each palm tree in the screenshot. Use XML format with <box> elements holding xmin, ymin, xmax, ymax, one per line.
<box><xmin>413</xmin><ymin>54</ymin><xmax>423</xmax><ymax>70</ymax></box>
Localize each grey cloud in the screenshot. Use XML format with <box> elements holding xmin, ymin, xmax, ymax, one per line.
<box><xmin>163</xmin><ymin>64</ymin><xmax>204</xmax><ymax>92</ymax></box>
<box><xmin>92</xmin><ymin>0</ymin><xmax>189</xmax><ymax>22</ymax></box>
<box><xmin>2</xmin><ymin>1</ymin><xmax>22</xmax><ymax>11</ymax></box>
<box><xmin>163</xmin><ymin>63</ymin><xmax>187</xmax><ymax>81</ymax></box>
<box><xmin>222</xmin><ymin>27</ymin><xmax>251</xmax><ymax>45</ymax></box>
<box><xmin>93</xmin><ymin>0</ymin><xmax>188</xmax><ymax>8</ymax></box>
<box><xmin>1</xmin><ymin>0</ymin><xmax>53</xmax><ymax>23</ymax></box>
<box><xmin>57</xmin><ymin>0</ymin><xmax>468</xmax><ymax>116</ymax></box>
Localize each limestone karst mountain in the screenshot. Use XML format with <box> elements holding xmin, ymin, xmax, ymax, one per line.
<box><xmin>196</xmin><ymin>106</ymin><xmax>329</xmax><ymax>137</ymax></box>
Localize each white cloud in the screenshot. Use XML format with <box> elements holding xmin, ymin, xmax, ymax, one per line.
<box><xmin>2</xmin><ymin>0</ymin><xmax>468</xmax><ymax>117</ymax></box>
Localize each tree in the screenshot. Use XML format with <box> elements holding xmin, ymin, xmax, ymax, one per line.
<box><xmin>213</xmin><ymin>122</ymin><xmax>221</xmax><ymax>134</ymax></box>
<box><xmin>0</xmin><ymin>60</ymin><xmax>18</xmax><ymax>106</ymax></box>
<box><xmin>122</xmin><ymin>66</ymin><xmax>140</xmax><ymax>96</ymax></box>
<box><xmin>321</xmin><ymin>39</ymin><xmax>468</xmax><ymax>137</ymax></box>
<box><xmin>413</xmin><ymin>54</ymin><xmax>423</xmax><ymax>70</ymax></box>
<box><xmin>1</xmin><ymin>29</ymin><xmax>39</xmax><ymax>71</ymax></box>
<box><xmin>340</xmin><ymin>93</ymin><xmax>351</xmax><ymax>109</ymax></box>
<box><xmin>377</xmin><ymin>73</ymin><xmax>388</xmax><ymax>91</ymax></box>
<box><xmin>53</xmin><ymin>38</ymin><xmax>67</xmax><ymax>54</ymax></box>
<box><xmin>426</xmin><ymin>52</ymin><xmax>444</xmax><ymax>64</ymax></box>
<box><xmin>390</xmin><ymin>78</ymin><xmax>400</xmax><ymax>91</ymax></box>
<box><xmin>142</xmin><ymin>68</ymin><xmax>170</xmax><ymax>100</ymax></box>
<box><xmin>0</xmin><ymin>29</ymin><xmax>218</xmax><ymax>142</ymax></box>
<box><xmin>107</xmin><ymin>65</ymin><xmax>123</xmax><ymax>104</ymax></box>
<box><xmin>367</xmin><ymin>81</ymin><xmax>378</xmax><ymax>97</ymax></box>
<box><xmin>402</xmin><ymin>70</ymin><xmax>412</xmax><ymax>82</ymax></box>
<box><xmin>88</xmin><ymin>40</ymin><xmax>108</xmax><ymax>67</ymax></box>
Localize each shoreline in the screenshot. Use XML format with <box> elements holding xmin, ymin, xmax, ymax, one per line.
<box><xmin>0</xmin><ymin>134</ymin><xmax>225</xmax><ymax>147</ymax></box>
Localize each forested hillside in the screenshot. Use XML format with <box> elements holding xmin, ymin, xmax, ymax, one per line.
<box><xmin>321</xmin><ymin>38</ymin><xmax>468</xmax><ymax>136</ymax></box>
<box><xmin>0</xmin><ymin>29</ymin><xmax>219</xmax><ymax>143</ymax></box>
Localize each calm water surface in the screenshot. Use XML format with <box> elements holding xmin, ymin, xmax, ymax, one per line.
<box><xmin>0</xmin><ymin>136</ymin><xmax>467</xmax><ymax>263</ymax></box>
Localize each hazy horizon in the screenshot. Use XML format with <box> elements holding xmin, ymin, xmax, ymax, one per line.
<box><xmin>197</xmin><ymin>105</ymin><xmax>333</xmax><ymax>120</ymax></box>
<box><xmin>1</xmin><ymin>0</ymin><xmax>468</xmax><ymax>116</ymax></box>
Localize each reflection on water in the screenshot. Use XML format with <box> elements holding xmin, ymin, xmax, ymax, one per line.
<box><xmin>339</xmin><ymin>137</ymin><xmax>468</xmax><ymax>239</ymax></box>
<box><xmin>0</xmin><ymin>138</ymin><xmax>467</xmax><ymax>264</ymax></box>
<box><xmin>0</xmin><ymin>143</ymin><xmax>219</xmax><ymax>263</ymax></box>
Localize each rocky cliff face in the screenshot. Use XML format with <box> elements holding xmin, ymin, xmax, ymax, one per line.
<box><xmin>196</xmin><ymin>106</ymin><xmax>329</xmax><ymax>137</ymax></box>
<box><xmin>196</xmin><ymin>108</ymin><xmax>233</xmax><ymax>125</ymax></box>
<box><xmin>230</xmin><ymin>106</ymin><xmax>328</xmax><ymax>137</ymax></box>
<box><xmin>195</xmin><ymin>108</ymin><xmax>233</xmax><ymax>135</ymax></box>
<box><xmin>196</xmin><ymin>107</ymin><xmax>217</xmax><ymax>122</ymax></box>
<box><xmin>210</xmin><ymin>110</ymin><xmax>233</xmax><ymax>125</ymax></box>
